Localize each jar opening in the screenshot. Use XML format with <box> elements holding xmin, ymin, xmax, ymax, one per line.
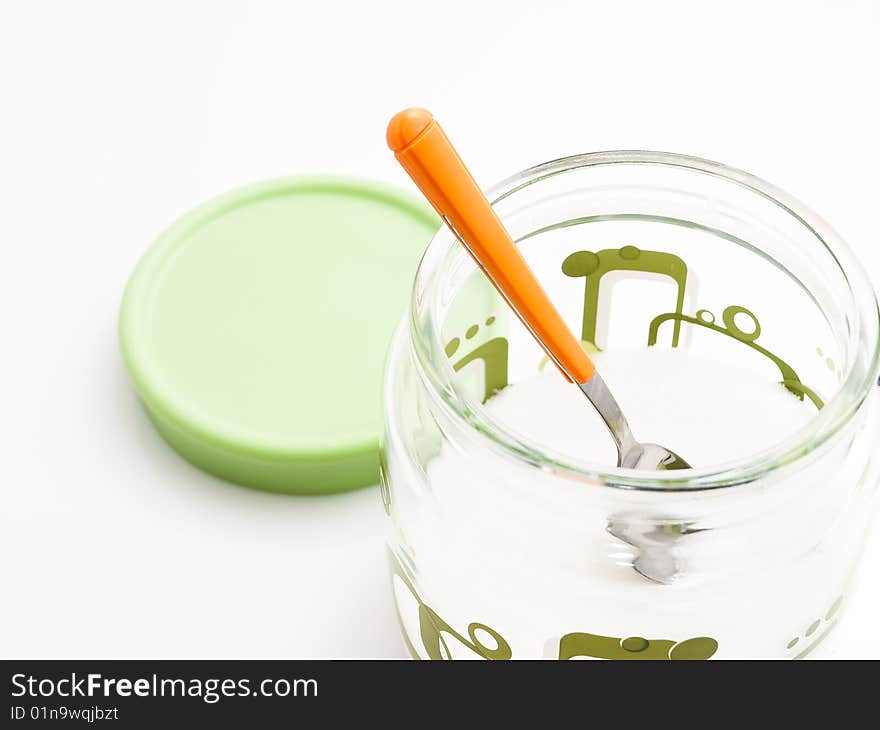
<box><xmin>408</xmin><ymin>151</ymin><xmax>880</xmax><ymax>492</ymax></box>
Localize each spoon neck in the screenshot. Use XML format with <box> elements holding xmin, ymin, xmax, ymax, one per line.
<box><xmin>577</xmin><ymin>371</ymin><xmax>638</xmax><ymax>462</ymax></box>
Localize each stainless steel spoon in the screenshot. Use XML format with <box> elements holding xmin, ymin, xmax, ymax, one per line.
<box><xmin>387</xmin><ymin>107</ymin><xmax>691</xmax><ymax>471</ymax></box>
<box><xmin>578</xmin><ymin>373</ymin><xmax>691</xmax><ymax>470</ymax></box>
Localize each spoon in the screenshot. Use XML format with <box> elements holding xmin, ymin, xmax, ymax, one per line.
<box><xmin>387</xmin><ymin>108</ymin><xmax>691</xmax><ymax>471</ymax></box>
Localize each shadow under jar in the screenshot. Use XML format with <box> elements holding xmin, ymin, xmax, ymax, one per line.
<box><xmin>380</xmin><ymin>151</ymin><xmax>880</xmax><ymax>660</ymax></box>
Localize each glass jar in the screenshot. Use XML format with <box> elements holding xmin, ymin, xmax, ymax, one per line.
<box><xmin>380</xmin><ymin>151</ymin><xmax>880</xmax><ymax>660</ymax></box>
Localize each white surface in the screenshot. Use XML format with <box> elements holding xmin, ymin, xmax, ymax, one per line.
<box><xmin>490</xmin><ymin>350</ymin><xmax>816</xmax><ymax>468</ymax></box>
<box><xmin>1</xmin><ymin>0</ymin><xmax>878</xmax><ymax>658</ymax></box>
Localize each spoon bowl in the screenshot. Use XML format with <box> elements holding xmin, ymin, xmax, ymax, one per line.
<box><xmin>621</xmin><ymin>443</ymin><xmax>692</xmax><ymax>471</ymax></box>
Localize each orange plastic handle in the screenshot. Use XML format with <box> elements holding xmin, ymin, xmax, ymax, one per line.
<box><xmin>387</xmin><ymin>108</ymin><xmax>595</xmax><ymax>384</ymax></box>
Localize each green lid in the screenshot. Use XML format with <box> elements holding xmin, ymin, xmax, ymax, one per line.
<box><xmin>120</xmin><ymin>176</ymin><xmax>438</xmax><ymax>494</ymax></box>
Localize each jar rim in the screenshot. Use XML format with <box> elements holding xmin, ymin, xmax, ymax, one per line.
<box><xmin>408</xmin><ymin>150</ymin><xmax>880</xmax><ymax>492</ymax></box>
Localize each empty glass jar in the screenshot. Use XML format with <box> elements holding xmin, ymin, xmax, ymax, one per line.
<box><xmin>381</xmin><ymin>151</ymin><xmax>880</xmax><ymax>659</ymax></box>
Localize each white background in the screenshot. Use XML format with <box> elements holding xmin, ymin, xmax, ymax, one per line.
<box><xmin>1</xmin><ymin>0</ymin><xmax>878</xmax><ymax>658</ymax></box>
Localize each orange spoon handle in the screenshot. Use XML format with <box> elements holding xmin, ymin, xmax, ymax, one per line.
<box><xmin>387</xmin><ymin>108</ymin><xmax>595</xmax><ymax>384</ymax></box>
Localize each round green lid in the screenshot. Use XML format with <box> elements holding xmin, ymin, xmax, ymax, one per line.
<box><xmin>120</xmin><ymin>176</ymin><xmax>438</xmax><ymax>494</ymax></box>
